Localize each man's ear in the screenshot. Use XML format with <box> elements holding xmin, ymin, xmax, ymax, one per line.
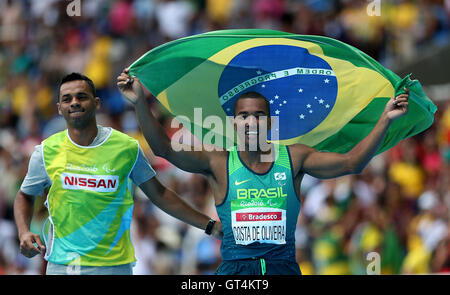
<box><xmin>95</xmin><ymin>97</ymin><xmax>100</xmax><ymax>110</ymax></box>
<box><xmin>57</xmin><ymin>102</ymin><xmax>62</xmax><ymax>116</ymax></box>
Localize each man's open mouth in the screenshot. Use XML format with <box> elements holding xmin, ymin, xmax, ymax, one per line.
<box><xmin>69</xmin><ymin>109</ymin><xmax>84</xmax><ymax>114</ymax></box>
<box><xmin>246</xmin><ymin>130</ymin><xmax>258</xmax><ymax>136</ymax></box>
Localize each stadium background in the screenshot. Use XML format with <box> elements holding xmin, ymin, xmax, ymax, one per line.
<box><xmin>0</xmin><ymin>0</ymin><xmax>449</xmax><ymax>275</ymax></box>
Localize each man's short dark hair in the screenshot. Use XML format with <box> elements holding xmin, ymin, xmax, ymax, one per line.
<box><xmin>233</xmin><ymin>91</ymin><xmax>271</xmax><ymax>116</ymax></box>
<box><xmin>59</xmin><ymin>72</ymin><xmax>97</xmax><ymax>97</ymax></box>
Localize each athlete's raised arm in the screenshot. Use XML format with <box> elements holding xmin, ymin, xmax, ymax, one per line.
<box><xmin>289</xmin><ymin>89</ymin><xmax>409</xmax><ymax>179</ymax></box>
<box><xmin>117</xmin><ymin>69</ymin><xmax>216</xmax><ymax>175</ymax></box>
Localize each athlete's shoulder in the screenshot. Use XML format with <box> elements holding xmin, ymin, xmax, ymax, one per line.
<box><xmin>206</xmin><ymin>147</ymin><xmax>229</xmax><ymax>167</ymax></box>
<box><xmin>106</xmin><ymin>128</ymin><xmax>141</xmax><ymax>155</ymax></box>
<box><xmin>108</xmin><ymin>128</ymin><xmax>137</xmax><ymax>142</ymax></box>
<box><xmin>45</xmin><ymin>129</ymin><xmax>67</xmax><ymax>139</ymax></box>
<box><xmin>42</xmin><ymin>129</ymin><xmax>68</xmax><ymax>146</ymax></box>
<box><xmin>287</xmin><ymin>143</ymin><xmax>317</xmax><ymax>162</ymax></box>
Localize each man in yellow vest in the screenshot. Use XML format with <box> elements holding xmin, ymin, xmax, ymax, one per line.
<box><xmin>14</xmin><ymin>72</ymin><xmax>222</xmax><ymax>275</ymax></box>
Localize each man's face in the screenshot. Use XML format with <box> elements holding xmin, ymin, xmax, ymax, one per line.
<box><xmin>233</xmin><ymin>97</ymin><xmax>271</xmax><ymax>150</ymax></box>
<box><xmin>58</xmin><ymin>80</ymin><xmax>99</xmax><ymax>128</ymax></box>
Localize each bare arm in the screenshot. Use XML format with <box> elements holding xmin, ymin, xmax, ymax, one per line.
<box><xmin>291</xmin><ymin>90</ymin><xmax>410</xmax><ymax>179</ymax></box>
<box><xmin>14</xmin><ymin>190</ymin><xmax>45</xmax><ymax>257</ymax></box>
<box><xmin>139</xmin><ymin>177</ymin><xmax>222</xmax><ymax>240</ymax></box>
<box><xmin>117</xmin><ymin>69</ymin><xmax>215</xmax><ymax>175</ymax></box>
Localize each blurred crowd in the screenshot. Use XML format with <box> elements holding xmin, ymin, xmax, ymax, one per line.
<box><xmin>0</xmin><ymin>0</ymin><xmax>449</xmax><ymax>275</ymax></box>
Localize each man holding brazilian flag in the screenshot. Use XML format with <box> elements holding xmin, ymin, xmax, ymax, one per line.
<box><xmin>117</xmin><ymin>29</ymin><xmax>436</xmax><ymax>275</ymax></box>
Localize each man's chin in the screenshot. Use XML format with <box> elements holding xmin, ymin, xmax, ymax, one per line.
<box><xmin>66</xmin><ymin>117</ymin><xmax>91</xmax><ymax>129</ymax></box>
<box><xmin>237</xmin><ymin>137</ymin><xmax>266</xmax><ymax>152</ymax></box>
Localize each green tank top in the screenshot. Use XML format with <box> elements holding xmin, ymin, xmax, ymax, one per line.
<box><xmin>216</xmin><ymin>145</ymin><xmax>301</xmax><ymax>261</ymax></box>
<box><xmin>42</xmin><ymin>129</ymin><xmax>139</xmax><ymax>266</ymax></box>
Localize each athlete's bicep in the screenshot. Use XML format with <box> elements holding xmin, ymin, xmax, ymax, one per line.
<box><xmin>166</xmin><ymin>144</ymin><xmax>215</xmax><ymax>175</ymax></box>
<box><xmin>291</xmin><ymin>144</ymin><xmax>353</xmax><ymax>179</ymax></box>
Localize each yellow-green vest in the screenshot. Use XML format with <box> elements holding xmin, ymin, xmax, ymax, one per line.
<box><xmin>42</xmin><ymin>129</ymin><xmax>139</xmax><ymax>266</ymax></box>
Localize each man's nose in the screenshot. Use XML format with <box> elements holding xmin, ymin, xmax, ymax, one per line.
<box><xmin>70</xmin><ymin>98</ymin><xmax>81</xmax><ymax>107</ymax></box>
<box><xmin>247</xmin><ymin>115</ymin><xmax>258</xmax><ymax>126</ymax></box>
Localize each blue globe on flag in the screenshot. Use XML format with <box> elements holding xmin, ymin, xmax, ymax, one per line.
<box><xmin>218</xmin><ymin>45</ymin><xmax>338</xmax><ymax>141</ymax></box>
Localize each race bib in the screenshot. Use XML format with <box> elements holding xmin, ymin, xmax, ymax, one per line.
<box><xmin>231</xmin><ymin>198</ymin><xmax>286</xmax><ymax>245</ymax></box>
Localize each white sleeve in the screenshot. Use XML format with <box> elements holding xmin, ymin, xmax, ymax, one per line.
<box><xmin>20</xmin><ymin>144</ymin><xmax>52</xmax><ymax>197</ymax></box>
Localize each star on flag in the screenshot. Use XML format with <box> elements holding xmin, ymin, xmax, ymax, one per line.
<box><xmin>261</xmin><ymin>76</ymin><xmax>333</xmax><ymax>124</ymax></box>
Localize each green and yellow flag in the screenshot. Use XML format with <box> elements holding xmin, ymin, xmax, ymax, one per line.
<box><xmin>129</xmin><ymin>29</ymin><xmax>436</xmax><ymax>153</ymax></box>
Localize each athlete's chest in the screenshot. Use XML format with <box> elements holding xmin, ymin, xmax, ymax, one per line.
<box><xmin>230</xmin><ymin>168</ymin><xmax>291</xmax><ymax>199</ymax></box>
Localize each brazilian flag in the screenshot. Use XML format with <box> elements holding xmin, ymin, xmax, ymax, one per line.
<box><xmin>128</xmin><ymin>29</ymin><xmax>436</xmax><ymax>153</ymax></box>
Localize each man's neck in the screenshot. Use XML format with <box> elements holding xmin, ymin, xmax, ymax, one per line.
<box><xmin>67</xmin><ymin>122</ymin><xmax>98</xmax><ymax>146</ymax></box>
<box><xmin>238</xmin><ymin>143</ymin><xmax>275</xmax><ymax>171</ymax></box>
